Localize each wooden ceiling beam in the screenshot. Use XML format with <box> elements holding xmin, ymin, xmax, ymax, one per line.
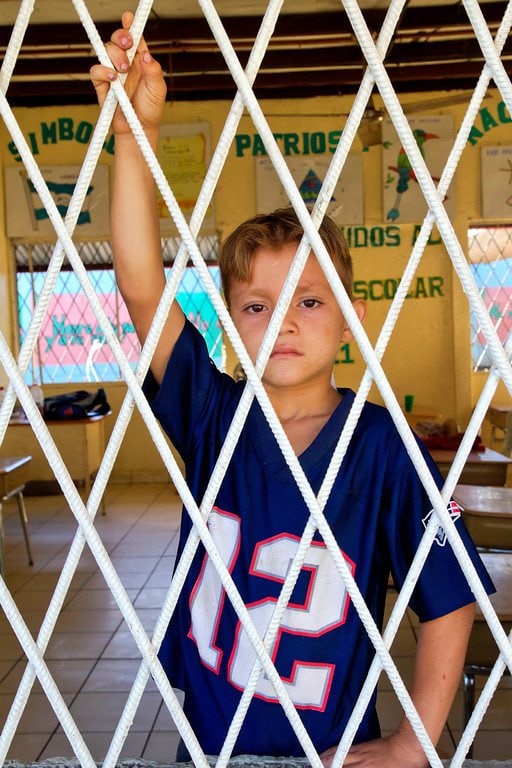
<box><xmin>3</xmin><ymin>80</ymin><xmax>486</xmax><ymax>110</ymax></box>
<box><xmin>7</xmin><ymin>34</ymin><xmax>510</xmax><ymax>79</ymax></box>
<box><xmin>4</xmin><ymin>61</ymin><xmax>492</xmax><ymax>102</ymax></box>
<box><xmin>1</xmin><ymin>2</ymin><xmax>508</xmax><ymax>106</ymax></box>
<box><xmin>0</xmin><ymin>2</ymin><xmax>508</xmax><ymax>48</ymax></box>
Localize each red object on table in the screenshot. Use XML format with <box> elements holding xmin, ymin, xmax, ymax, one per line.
<box><xmin>420</xmin><ymin>433</ymin><xmax>485</xmax><ymax>452</ymax></box>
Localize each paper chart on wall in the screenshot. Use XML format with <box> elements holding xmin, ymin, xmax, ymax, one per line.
<box><xmin>5</xmin><ymin>165</ymin><xmax>110</xmax><ymax>238</ymax></box>
<box><xmin>156</xmin><ymin>122</ymin><xmax>215</xmax><ymax>233</ymax></box>
<box><xmin>481</xmin><ymin>145</ymin><xmax>512</xmax><ymax>218</ymax></box>
<box><xmin>255</xmin><ymin>153</ymin><xmax>364</xmax><ymax>225</ymax></box>
<box><xmin>382</xmin><ymin>115</ymin><xmax>455</xmax><ymax>224</ymax></box>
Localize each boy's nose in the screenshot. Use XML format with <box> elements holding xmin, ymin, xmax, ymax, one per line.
<box><xmin>279</xmin><ymin>308</ymin><xmax>298</xmax><ymax>333</ymax></box>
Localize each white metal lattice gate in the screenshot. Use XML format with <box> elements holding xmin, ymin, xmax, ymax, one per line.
<box><xmin>1</xmin><ymin>1</ymin><xmax>512</xmax><ymax>767</ymax></box>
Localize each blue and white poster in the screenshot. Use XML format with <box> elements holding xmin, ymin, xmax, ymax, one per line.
<box><xmin>256</xmin><ymin>153</ymin><xmax>364</xmax><ymax>225</ymax></box>
<box><xmin>5</xmin><ymin>164</ymin><xmax>110</xmax><ymax>238</ymax></box>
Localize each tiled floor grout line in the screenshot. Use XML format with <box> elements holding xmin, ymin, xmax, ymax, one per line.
<box><xmin>1</xmin><ymin>483</ymin><xmax>510</xmax><ymax>761</ymax></box>
<box><xmin>6</xmin><ymin>490</ymin><xmax>133</xmax><ymax>760</ymax></box>
<box><xmin>2</xmin><ymin>483</ymin><xmax>170</xmax><ymax>758</ymax></box>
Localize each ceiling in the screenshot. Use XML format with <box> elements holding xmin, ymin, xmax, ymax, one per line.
<box><xmin>0</xmin><ymin>1</ymin><xmax>510</xmax><ymax>107</ymax></box>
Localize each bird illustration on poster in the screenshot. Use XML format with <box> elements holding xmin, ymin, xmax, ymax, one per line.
<box><xmin>382</xmin><ymin>116</ymin><xmax>455</xmax><ymax>224</ymax></box>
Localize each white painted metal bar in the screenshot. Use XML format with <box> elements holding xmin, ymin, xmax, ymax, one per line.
<box><xmin>0</xmin><ymin>1</ymin><xmax>510</xmax><ymax>765</ymax></box>
<box><xmin>0</xmin><ymin>2</ymin><xmax>166</xmax><ymax>758</ymax></box>
<box><xmin>196</xmin><ymin>0</ymin><xmax>512</xmax><ymax>701</ymax></box>
<box><xmin>70</xmin><ymin>18</ymin><xmax>441</xmax><ymax>766</ymax></box>
<box><xmin>341</xmin><ymin>0</ymin><xmax>512</xmax><ymax>390</ymax></box>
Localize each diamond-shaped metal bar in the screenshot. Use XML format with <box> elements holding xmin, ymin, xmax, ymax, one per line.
<box><xmin>93</xmin><ymin>1</ymin><xmax>345</xmax><ymax>762</ymax></box>
<box><xmin>0</xmin><ymin>576</ymin><xmax>96</xmax><ymax>767</ymax></box>
<box><xmin>0</xmin><ymin>17</ymin><xmax>184</xmax><ymax>748</ymax></box>
<box><xmin>0</xmin><ymin>0</ymin><xmax>35</xmax><ymax>93</ymax></box>
<box><xmin>0</xmin><ymin>327</ymin><xmax>206</xmax><ymax>765</ymax></box>
<box><xmin>1</xmin><ymin>0</ymin><xmax>511</xmax><ymax>765</ymax></box>
<box><xmin>159</xmin><ymin>0</ymin><xmax>444</xmax><ymax>760</ymax></box>
<box><xmin>463</xmin><ymin>0</ymin><xmax>512</xmax><ymax>114</ymax></box>
<box><xmin>340</xmin><ymin>0</ymin><xmax>512</xmax><ymax>389</ymax></box>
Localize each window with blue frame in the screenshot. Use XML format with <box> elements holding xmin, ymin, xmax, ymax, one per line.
<box><xmin>15</xmin><ymin>237</ymin><xmax>223</xmax><ymax>384</ymax></box>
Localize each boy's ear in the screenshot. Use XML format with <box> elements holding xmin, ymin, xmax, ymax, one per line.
<box><xmin>340</xmin><ymin>299</ymin><xmax>368</xmax><ymax>343</ymax></box>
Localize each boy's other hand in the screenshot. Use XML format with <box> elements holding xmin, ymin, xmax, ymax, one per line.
<box><xmin>90</xmin><ymin>10</ymin><xmax>166</xmax><ymax>138</ymax></box>
<box><xmin>320</xmin><ymin>732</ymin><xmax>428</xmax><ymax>768</ymax></box>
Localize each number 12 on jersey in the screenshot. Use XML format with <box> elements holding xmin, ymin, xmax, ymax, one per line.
<box><xmin>189</xmin><ymin>508</ymin><xmax>355</xmax><ymax>710</ymax></box>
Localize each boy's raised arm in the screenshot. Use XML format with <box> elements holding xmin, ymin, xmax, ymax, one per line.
<box><xmin>91</xmin><ymin>12</ymin><xmax>185</xmax><ymax>384</ymax></box>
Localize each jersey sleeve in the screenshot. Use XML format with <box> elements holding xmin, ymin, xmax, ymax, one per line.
<box><xmin>143</xmin><ymin>319</ymin><xmax>240</xmax><ymax>459</ymax></box>
<box><xmin>383</xmin><ymin>434</ymin><xmax>495</xmax><ymax>622</ymax></box>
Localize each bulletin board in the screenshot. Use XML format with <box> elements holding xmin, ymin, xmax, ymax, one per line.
<box><xmin>5</xmin><ymin>164</ymin><xmax>110</xmax><ymax>238</ymax></box>
<box><xmin>255</xmin><ymin>153</ymin><xmax>364</xmax><ymax>225</ymax></box>
<box><xmin>481</xmin><ymin>145</ymin><xmax>512</xmax><ymax>218</ymax></box>
<box><xmin>156</xmin><ymin>122</ymin><xmax>215</xmax><ymax>233</ymax></box>
<box><xmin>382</xmin><ymin>115</ymin><xmax>455</xmax><ymax>224</ymax></box>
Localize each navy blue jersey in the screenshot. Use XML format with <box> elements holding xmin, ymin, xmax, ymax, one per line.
<box><xmin>144</xmin><ymin>320</ymin><xmax>493</xmax><ymax>757</ymax></box>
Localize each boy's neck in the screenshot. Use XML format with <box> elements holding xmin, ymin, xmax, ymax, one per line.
<box><xmin>267</xmin><ymin>383</ymin><xmax>342</xmax><ymax>456</ymax></box>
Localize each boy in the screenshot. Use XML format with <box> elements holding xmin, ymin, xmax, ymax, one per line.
<box><xmin>91</xmin><ymin>15</ymin><xmax>493</xmax><ymax>767</ymax></box>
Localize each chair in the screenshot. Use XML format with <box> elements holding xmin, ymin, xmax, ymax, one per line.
<box><xmin>462</xmin><ymin>552</ymin><xmax>512</xmax><ymax>758</ymax></box>
<box><xmin>0</xmin><ymin>456</ymin><xmax>33</xmax><ymax>577</ymax></box>
<box><xmin>485</xmin><ymin>405</ymin><xmax>512</xmax><ymax>456</ymax></box>
<box><xmin>454</xmin><ymin>484</ymin><xmax>512</xmax><ymax>553</ymax></box>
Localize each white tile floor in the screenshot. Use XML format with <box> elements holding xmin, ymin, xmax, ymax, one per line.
<box><xmin>1</xmin><ymin>482</ymin><xmax>511</xmax><ymax>763</ymax></box>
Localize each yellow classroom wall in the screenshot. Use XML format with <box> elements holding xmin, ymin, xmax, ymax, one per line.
<box><xmin>0</xmin><ymin>91</ymin><xmax>510</xmax><ymax>482</ymax></box>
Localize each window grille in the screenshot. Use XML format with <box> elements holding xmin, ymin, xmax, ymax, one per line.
<box><xmin>0</xmin><ymin>1</ymin><xmax>511</xmax><ymax>767</ymax></box>
<box><xmin>469</xmin><ymin>225</ymin><xmax>512</xmax><ymax>371</ymax></box>
<box><xmin>14</xmin><ymin>238</ymin><xmax>222</xmax><ymax>384</ymax></box>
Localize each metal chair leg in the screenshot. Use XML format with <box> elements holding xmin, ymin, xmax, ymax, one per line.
<box><xmin>463</xmin><ymin>669</ymin><xmax>476</xmax><ymax>759</ymax></box>
<box><xmin>0</xmin><ymin>502</ymin><xmax>5</xmax><ymax>579</ymax></box>
<box><xmin>15</xmin><ymin>490</ymin><xmax>33</xmax><ymax>565</ymax></box>
<box><xmin>2</xmin><ymin>484</ymin><xmax>33</xmax><ymax>567</ymax></box>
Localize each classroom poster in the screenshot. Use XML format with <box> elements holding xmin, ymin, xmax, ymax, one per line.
<box><xmin>5</xmin><ymin>165</ymin><xmax>109</xmax><ymax>238</ymax></box>
<box><xmin>481</xmin><ymin>145</ymin><xmax>512</xmax><ymax>218</ymax></box>
<box><xmin>382</xmin><ymin>115</ymin><xmax>455</xmax><ymax>224</ymax></box>
<box><xmin>255</xmin><ymin>153</ymin><xmax>364</xmax><ymax>225</ymax></box>
<box><xmin>156</xmin><ymin>122</ymin><xmax>215</xmax><ymax>233</ymax></box>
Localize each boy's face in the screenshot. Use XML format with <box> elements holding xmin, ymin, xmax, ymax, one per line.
<box><xmin>228</xmin><ymin>243</ymin><xmax>365</xmax><ymax>393</ymax></box>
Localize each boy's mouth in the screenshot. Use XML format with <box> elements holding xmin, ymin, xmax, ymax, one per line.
<box><xmin>270</xmin><ymin>345</ymin><xmax>301</xmax><ymax>358</ymax></box>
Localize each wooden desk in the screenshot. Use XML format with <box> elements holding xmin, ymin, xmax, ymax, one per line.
<box><xmin>465</xmin><ymin>552</ymin><xmax>512</xmax><ymax>667</ymax></box>
<box><xmin>486</xmin><ymin>404</ymin><xmax>512</xmax><ymax>455</ymax></box>
<box><xmin>463</xmin><ymin>551</ymin><xmax>512</xmax><ymax>745</ymax></box>
<box><xmin>3</xmin><ymin>414</ymin><xmax>108</xmax><ymax>498</ymax></box>
<box><xmin>430</xmin><ymin>446</ymin><xmax>512</xmax><ymax>486</ymax></box>
<box><xmin>454</xmin><ymin>484</ymin><xmax>512</xmax><ymax>551</ymax></box>
<box><xmin>405</xmin><ymin>411</ymin><xmax>443</xmax><ymax>428</ymax></box>
<box><xmin>405</xmin><ymin>412</ymin><xmax>445</xmax><ymax>439</ymax></box>
<box><xmin>477</xmin><ymin>552</ymin><xmax>512</xmax><ymax>620</ymax></box>
<box><xmin>0</xmin><ymin>455</ymin><xmax>32</xmax><ymax>577</ymax></box>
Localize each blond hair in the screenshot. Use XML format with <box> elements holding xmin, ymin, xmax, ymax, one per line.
<box><xmin>219</xmin><ymin>207</ymin><xmax>353</xmax><ymax>302</ymax></box>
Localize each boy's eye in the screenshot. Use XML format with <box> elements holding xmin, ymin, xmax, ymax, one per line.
<box><xmin>245</xmin><ymin>303</ymin><xmax>266</xmax><ymax>314</ymax></box>
<box><xmin>301</xmin><ymin>298</ymin><xmax>321</xmax><ymax>309</ymax></box>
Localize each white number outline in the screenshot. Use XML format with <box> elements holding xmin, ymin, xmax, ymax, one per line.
<box><xmin>228</xmin><ymin>533</ymin><xmax>355</xmax><ymax>710</ymax></box>
<box><xmin>188</xmin><ymin>510</ymin><xmax>355</xmax><ymax>711</ymax></box>
<box><xmin>188</xmin><ymin>507</ymin><xmax>241</xmax><ymax>673</ymax></box>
